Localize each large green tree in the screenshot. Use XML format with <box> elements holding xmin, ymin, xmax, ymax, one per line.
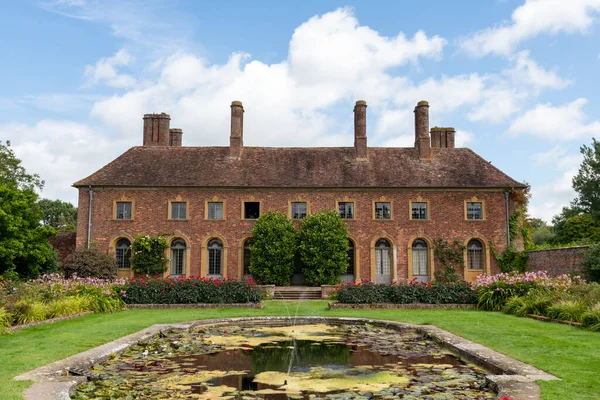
<box><xmin>0</xmin><ymin>141</ymin><xmax>57</xmax><ymax>278</ymax></box>
<box><xmin>298</xmin><ymin>211</ymin><xmax>349</xmax><ymax>286</ymax></box>
<box><xmin>572</xmin><ymin>138</ymin><xmax>600</xmax><ymax>219</ymax></box>
<box><xmin>249</xmin><ymin>211</ymin><xmax>297</xmax><ymax>286</ymax></box>
<box><xmin>37</xmin><ymin>198</ymin><xmax>77</xmax><ymax>231</ymax></box>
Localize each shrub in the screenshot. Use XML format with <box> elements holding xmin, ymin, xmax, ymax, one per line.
<box><xmin>61</xmin><ymin>248</ymin><xmax>117</xmax><ymax>279</ymax></box>
<box><xmin>581</xmin><ymin>303</ymin><xmax>600</xmax><ymax>331</ymax></box>
<box><xmin>250</xmin><ymin>212</ymin><xmax>297</xmax><ymax>286</ymax></box>
<box><xmin>547</xmin><ymin>300</ymin><xmax>587</xmax><ymax>322</ymax></box>
<box><xmin>120</xmin><ymin>276</ymin><xmax>261</xmax><ymax>304</ymax></box>
<box><xmin>335</xmin><ymin>280</ymin><xmax>476</xmax><ymax>305</ymax></box>
<box><xmin>13</xmin><ymin>300</ymin><xmax>50</xmax><ymax>324</ymax></box>
<box><xmin>582</xmin><ymin>244</ymin><xmax>600</xmax><ymax>283</ymax></box>
<box><xmin>131</xmin><ymin>235</ymin><xmax>169</xmax><ymax>275</ymax></box>
<box><xmin>503</xmin><ymin>288</ymin><xmax>556</xmax><ymax>317</ymax></box>
<box><xmin>47</xmin><ymin>297</ymin><xmax>87</xmax><ymax>318</ymax></box>
<box><xmin>298</xmin><ymin>211</ymin><xmax>349</xmax><ymax>286</ymax></box>
<box><xmin>0</xmin><ymin>307</ymin><xmax>11</xmax><ymax>334</ymax></box>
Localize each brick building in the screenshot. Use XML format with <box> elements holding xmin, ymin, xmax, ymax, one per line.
<box><xmin>73</xmin><ymin>100</ymin><xmax>525</xmax><ymax>284</ymax></box>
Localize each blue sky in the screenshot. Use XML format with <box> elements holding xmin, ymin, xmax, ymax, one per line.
<box><xmin>2</xmin><ymin>0</ymin><xmax>600</xmax><ymax>222</ymax></box>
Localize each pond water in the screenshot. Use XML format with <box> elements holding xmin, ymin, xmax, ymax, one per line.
<box><xmin>72</xmin><ymin>323</ymin><xmax>496</xmax><ymax>399</ymax></box>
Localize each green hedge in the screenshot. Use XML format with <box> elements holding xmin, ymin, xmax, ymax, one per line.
<box><xmin>335</xmin><ymin>281</ymin><xmax>476</xmax><ymax>304</ymax></box>
<box><xmin>120</xmin><ymin>276</ymin><xmax>261</xmax><ymax>304</ymax></box>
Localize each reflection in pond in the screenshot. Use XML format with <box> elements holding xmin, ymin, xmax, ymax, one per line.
<box><xmin>72</xmin><ymin>323</ymin><xmax>496</xmax><ymax>399</ymax></box>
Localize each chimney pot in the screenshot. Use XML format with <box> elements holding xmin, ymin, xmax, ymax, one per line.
<box><xmin>414</xmin><ymin>101</ymin><xmax>430</xmax><ymax>160</ymax></box>
<box><xmin>354</xmin><ymin>100</ymin><xmax>367</xmax><ymax>159</ymax></box>
<box><xmin>143</xmin><ymin>113</ymin><xmax>171</xmax><ymax>146</ymax></box>
<box><xmin>230</xmin><ymin>101</ymin><xmax>244</xmax><ymax>158</ymax></box>
<box><xmin>169</xmin><ymin>128</ymin><xmax>183</xmax><ymax>147</ymax></box>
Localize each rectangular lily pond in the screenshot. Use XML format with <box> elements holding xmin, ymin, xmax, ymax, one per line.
<box><xmin>71</xmin><ymin>322</ymin><xmax>496</xmax><ymax>399</ymax></box>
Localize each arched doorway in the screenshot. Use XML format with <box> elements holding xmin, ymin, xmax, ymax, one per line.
<box><xmin>375</xmin><ymin>239</ymin><xmax>392</xmax><ymax>284</ymax></box>
<box><xmin>411</xmin><ymin>239</ymin><xmax>429</xmax><ymax>283</ymax></box>
<box><xmin>170</xmin><ymin>238</ymin><xmax>186</xmax><ymax>279</ymax></box>
<box><xmin>207</xmin><ymin>238</ymin><xmax>224</xmax><ymax>279</ymax></box>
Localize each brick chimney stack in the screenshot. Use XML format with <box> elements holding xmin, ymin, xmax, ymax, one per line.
<box><xmin>229</xmin><ymin>101</ymin><xmax>244</xmax><ymax>158</ymax></box>
<box><xmin>354</xmin><ymin>100</ymin><xmax>368</xmax><ymax>160</ymax></box>
<box><xmin>430</xmin><ymin>127</ymin><xmax>455</xmax><ymax>148</ymax></box>
<box><xmin>143</xmin><ymin>113</ymin><xmax>171</xmax><ymax>146</ymax></box>
<box><xmin>169</xmin><ymin>128</ymin><xmax>183</xmax><ymax>147</ymax></box>
<box><xmin>414</xmin><ymin>101</ymin><xmax>431</xmax><ymax>160</ymax></box>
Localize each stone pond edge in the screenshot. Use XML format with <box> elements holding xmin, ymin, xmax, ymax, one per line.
<box><xmin>15</xmin><ymin>316</ymin><xmax>559</xmax><ymax>400</ymax></box>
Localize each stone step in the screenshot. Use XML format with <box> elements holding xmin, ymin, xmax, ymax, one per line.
<box><xmin>272</xmin><ymin>290</ymin><xmax>323</xmax><ymax>300</ymax></box>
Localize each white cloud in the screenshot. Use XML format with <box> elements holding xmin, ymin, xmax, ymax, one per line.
<box><xmin>529</xmin><ymin>169</ymin><xmax>578</xmax><ymax>222</ymax></box>
<box><xmin>0</xmin><ymin>120</ymin><xmax>129</xmax><ymax>204</ymax></box>
<box><xmin>504</xmin><ymin>51</ymin><xmax>569</xmax><ymax>90</ymax></box>
<box><xmin>83</xmin><ymin>49</ymin><xmax>136</xmax><ymax>88</ymax></box>
<box><xmin>461</xmin><ymin>0</ymin><xmax>600</xmax><ymax>57</ymax></box>
<box><xmin>509</xmin><ymin>98</ymin><xmax>600</xmax><ymax>140</ymax></box>
<box><xmin>455</xmin><ymin>130</ymin><xmax>473</xmax><ymax>147</ymax></box>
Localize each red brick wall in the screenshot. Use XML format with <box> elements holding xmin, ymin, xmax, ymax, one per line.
<box><xmin>76</xmin><ymin>187</ymin><xmax>514</xmax><ymax>282</ymax></box>
<box><xmin>526</xmin><ymin>246</ymin><xmax>587</xmax><ymax>276</ymax></box>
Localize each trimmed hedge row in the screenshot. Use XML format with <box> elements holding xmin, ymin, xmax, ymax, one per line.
<box><xmin>120</xmin><ymin>276</ymin><xmax>261</xmax><ymax>304</ymax></box>
<box><xmin>335</xmin><ymin>280</ymin><xmax>476</xmax><ymax>304</ymax></box>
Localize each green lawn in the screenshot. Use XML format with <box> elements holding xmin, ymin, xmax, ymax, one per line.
<box><xmin>1</xmin><ymin>301</ymin><xmax>599</xmax><ymax>399</ymax></box>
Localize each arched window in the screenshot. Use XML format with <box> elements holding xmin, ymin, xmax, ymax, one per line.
<box><xmin>375</xmin><ymin>239</ymin><xmax>391</xmax><ymax>284</ymax></box>
<box><xmin>243</xmin><ymin>239</ymin><xmax>253</xmax><ymax>276</ymax></box>
<box><xmin>346</xmin><ymin>239</ymin><xmax>355</xmax><ymax>276</ymax></box>
<box><xmin>208</xmin><ymin>239</ymin><xmax>223</xmax><ymax>277</ymax></box>
<box><xmin>170</xmin><ymin>239</ymin><xmax>186</xmax><ymax>278</ymax></box>
<box><xmin>467</xmin><ymin>239</ymin><xmax>484</xmax><ymax>270</ymax></box>
<box><xmin>115</xmin><ymin>238</ymin><xmax>131</xmax><ymax>269</ymax></box>
<box><xmin>412</xmin><ymin>239</ymin><xmax>429</xmax><ymax>282</ymax></box>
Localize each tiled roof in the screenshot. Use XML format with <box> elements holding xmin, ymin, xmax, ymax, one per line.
<box><xmin>73</xmin><ymin>146</ymin><xmax>524</xmax><ymax>189</ymax></box>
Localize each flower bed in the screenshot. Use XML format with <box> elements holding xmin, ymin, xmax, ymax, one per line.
<box><xmin>119</xmin><ymin>276</ymin><xmax>261</xmax><ymax>304</ymax></box>
<box><xmin>473</xmin><ymin>270</ymin><xmax>579</xmax><ymax>311</ymax></box>
<box><xmin>0</xmin><ymin>274</ymin><xmax>125</xmax><ymax>334</ymax></box>
<box><xmin>474</xmin><ymin>271</ymin><xmax>600</xmax><ymax>331</ymax></box>
<box><xmin>334</xmin><ymin>279</ymin><xmax>477</xmax><ymax>305</ymax></box>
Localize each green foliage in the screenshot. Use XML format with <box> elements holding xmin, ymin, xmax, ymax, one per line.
<box><xmin>298</xmin><ymin>211</ymin><xmax>349</xmax><ymax>286</ymax></box>
<box><xmin>36</xmin><ymin>198</ymin><xmax>77</xmax><ymax>232</ymax></box>
<box><xmin>547</xmin><ymin>300</ymin><xmax>587</xmax><ymax>323</ymax></box>
<box><xmin>250</xmin><ymin>212</ymin><xmax>297</xmax><ymax>286</ymax></box>
<box><xmin>0</xmin><ymin>184</ymin><xmax>57</xmax><ymax>279</ymax></box>
<box><xmin>61</xmin><ymin>248</ymin><xmax>118</xmax><ymax>279</ymax></box>
<box><xmin>0</xmin><ymin>140</ymin><xmax>44</xmax><ymax>191</ymax></box>
<box><xmin>528</xmin><ymin>218</ymin><xmax>547</xmax><ymax>229</ymax></box>
<box><xmin>335</xmin><ymin>281</ymin><xmax>476</xmax><ymax>304</ymax></box>
<box><xmin>572</xmin><ymin>138</ymin><xmax>600</xmax><ymax>219</ymax></box>
<box><xmin>130</xmin><ymin>235</ymin><xmax>169</xmax><ymax>275</ymax></box>
<box><xmin>0</xmin><ymin>307</ymin><xmax>11</xmax><ymax>334</ymax></box>
<box><xmin>491</xmin><ymin>246</ymin><xmax>529</xmax><ymax>273</ymax></box>
<box><xmin>581</xmin><ymin>303</ymin><xmax>600</xmax><ymax>331</ymax></box>
<box><xmin>120</xmin><ymin>276</ymin><xmax>261</xmax><ymax>304</ymax></box>
<box><xmin>553</xmin><ymin>213</ymin><xmax>600</xmax><ymax>244</ymax></box>
<box><xmin>531</xmin><ymin>226</ymin><xmax>556</xmax><ymax>246</ymax></box>
<box><xmin>476</xmin><ymin>281</ymin><xmax>537</xmax><ymax>311</ymax></box>
<box><xmin>432</xmin><ymin>239</ymin><xmax>464</xmax><ymax>282</ymax></box>
<box><xmin>581</xmin><ymin>244</ymin><xmax>600</xmax><ymax>283</ymax></box>
<box><xmin>503</xmin><ymin>288</ymin><xmax>556</xmax><ymax>317</ymax></box>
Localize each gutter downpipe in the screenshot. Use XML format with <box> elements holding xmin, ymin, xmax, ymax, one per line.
<box><xmin>504</xmin><ymin>191</ymin><xmax>510</xmax><ymax>248</ymax></box>
<box><xmin>87</xmin><ymin>186</ymin><xmax>93</xmax><ymax>249</ymax></box>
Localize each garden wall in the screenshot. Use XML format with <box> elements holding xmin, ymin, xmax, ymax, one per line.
<box><xmin>526</xmin><ymin>245</ymin><xmax>588</xmax><ymax>276</ymax></box>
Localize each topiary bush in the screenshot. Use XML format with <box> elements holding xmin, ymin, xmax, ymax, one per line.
<box><xmin>61</xmin><ymin>248</ymin><xmax>117</xmax><ymax>279</ymax></box>
<box><xmin>582</xmin><ymin>244</ymin><xmax>600</xmax><ymax>283</ymax></box>
<box><xmin>298</xmin><ymin>211</ymin><xmax>349</xmax><ymax>286</ymax></box>
<box><xmin>131</xmin><ymin>235</ymin><xmax>169</xmax><ymax>275</ymax></box>
<box><xmin>250</xmin><ymin>212</ymin><xmax>297</xmax><ymax>286</ymax></box>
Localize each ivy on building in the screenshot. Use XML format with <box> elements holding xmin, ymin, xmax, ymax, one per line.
<box><xmin>131</xmin><ymin>234</ymin><xmax>170</xmax><ymax>275</ymax></box>
<box><xmin>433</xmin><ymin>238</ymin><xmax>465</xmax><ymax>282</ymax></box>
